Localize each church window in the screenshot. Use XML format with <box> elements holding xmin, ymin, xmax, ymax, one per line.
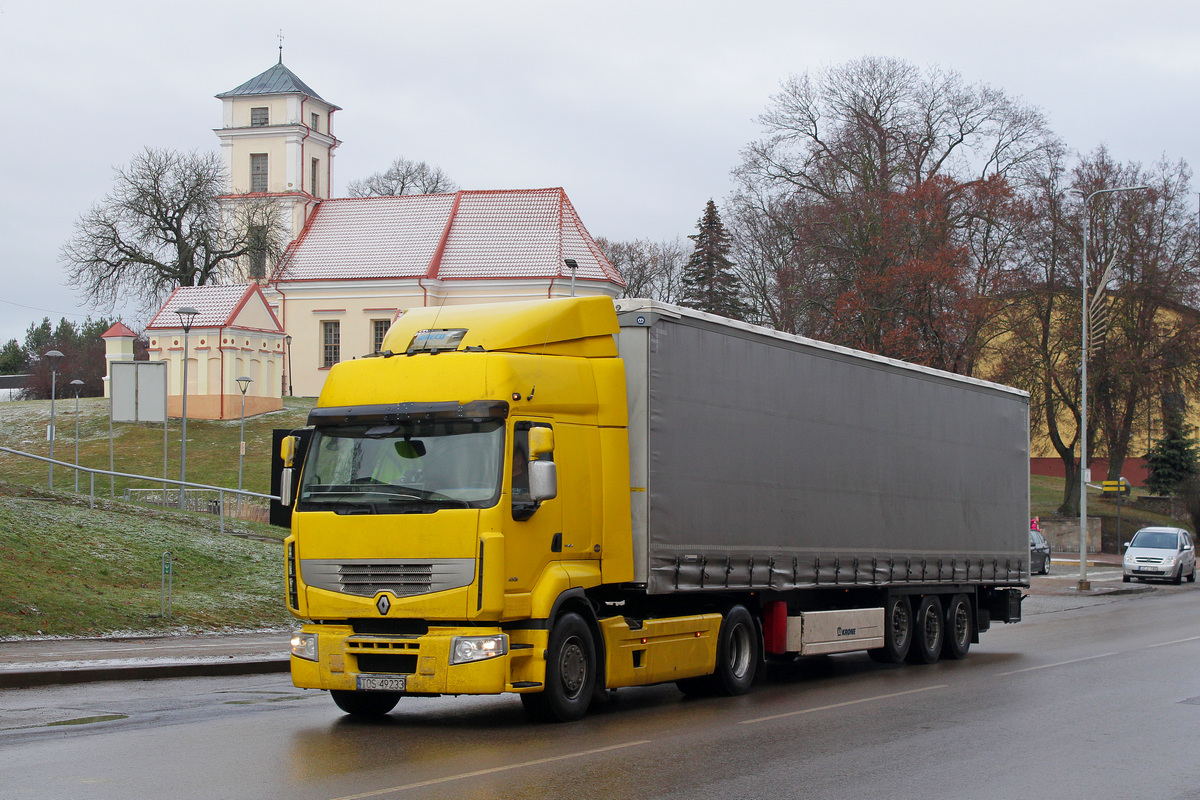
<box><xmin>251</xmin><ymin>107</ymin><xmax>269</xmax><ymax>126</ymax></box>
<box><xmin>251</xmin><ymin>154</ymin><xmax>268</xmax><ymax>193</ymax></box>
<box><xmin>248</xmin><ymin>225</ymin><xmax>268</xmax><ymax>279</ymax></box>
<box><xmin>311</xmin><ymin>112</ymin><xmax>319</xmax><ymax>132</ymax></box>
<box><xmin>322</xmin><ymin>321</ymin><xmax>340</xmax><ymax>368</ymax></box>
<box><xmin>372</xmin><ymin>319</ymin><xmax>390</xmax><ymax>354</ymax></box>
<box><xmin>311</xmin><ymin>158</ymin><xmax>320</xmax><ymax>197</ymax></box>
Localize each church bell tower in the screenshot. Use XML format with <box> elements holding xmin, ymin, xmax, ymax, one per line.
<box><xmin>214</xmin><ymin>54</ymin><xmax>340</xmax><ymax>277</ymax></box>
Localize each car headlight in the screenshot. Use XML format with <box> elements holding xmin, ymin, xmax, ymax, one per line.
<box><xmin>450</xmin><ymin>634</ymin><xmax>508</xmax><ymax>665</ymax></box>
<box><xmin>1162</xmin><ymin>554</ymin><xmax>1177</xmax><ymax>566</ymax></box>
<box><xmin>290</xmin><ymin>630</ymin><xmax>318</xmax><ymax>661</ymax></box>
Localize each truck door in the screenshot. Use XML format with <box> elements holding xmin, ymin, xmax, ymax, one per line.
<box><xmin>509</xmin><ymin>421</ymin><xmax>563</xmax><ymax>592</ymax></box>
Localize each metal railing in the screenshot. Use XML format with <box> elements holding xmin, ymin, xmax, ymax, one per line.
<box><xmin>0</xmin><ymin>446</ymin><xmax>279</xmax><ymax>535</ymax></box>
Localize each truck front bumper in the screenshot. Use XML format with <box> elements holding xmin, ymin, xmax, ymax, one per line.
<box><xmin>290</xmin><ymin>624</ymin><xmax>544</xmax><ymax>695</ymax></box>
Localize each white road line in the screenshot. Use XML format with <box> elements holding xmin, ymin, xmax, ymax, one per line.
<box><xmin>327</xmin><ymin>740</ymin><xmax>652</xmax><ymax>800</ymax></box>
<box><xmin>738</xmin><ymin>684</ymin><xmax>948</xmax><ymax>725</ymax></box>
<box><xmin>1147</xmin><ymin>635</ymin><xmax>1200</xmax><ymax>649</ymax></box>
<box><xmin>998</xmin><ymin>652</ymin><xmax>1118</xmax><ymax>676</ymax></box>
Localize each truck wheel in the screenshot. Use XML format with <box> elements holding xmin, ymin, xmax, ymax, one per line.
<box><xmin>868</xmin><ymin>595</ymin><xmax>912</xmax><ymax>664</ymax></box>
<box><xmin>906</xmin><ymin>596</ymin><xmax>944</xmax><ymax>664</ymax></box>
<box><xmin>941</xmin><ymin>594</ymin><xmax>971</xmax><ymax>660</ymax></box>
<box><xmin>521</xmin><ymin>612</ymin><xmax>596</xmax><ymax>723</ymax></box>
<box><xmin>678</xmin><ymin>605</ymin><xmax>759</xmax><ymax>697</ymax></box>
<box><xmin>330</xmin><ymin>690</ymin><xmax>400</xmax><ymax>717</ymax></box>
<box><xmin>711</xmin><ymin>605</ymin><xmax>759</xmax><ymax>696</ymax></box>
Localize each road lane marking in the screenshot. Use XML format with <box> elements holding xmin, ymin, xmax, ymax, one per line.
<box><xmin>738</xmin><ymin>685</ymin><xmax>948</xmax><ymax>725</ymax></box>
<box><xmin>327</xmin><ymin>740</ymin><xmax>652</xmax><ymax>799</ymax></box>
<box><xmin>1147</xmin><ymin>635</ymin><xmax>1200</xmax><ymax>649</ymax></box>
<box><xmin>998</xmin><ymin>652</ymin><xmax>1118</xmax><ymax>675</ymax></box>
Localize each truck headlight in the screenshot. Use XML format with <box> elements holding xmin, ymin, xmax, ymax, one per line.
<box><xmin>290</xmin><ymin>630</ymin><xmax>318</xmax><ymax>661</ymax></box>
<box><xmin>450</xmin><ymin>634</ymin><xmax>508</xmax><ymax>665</ymax></box>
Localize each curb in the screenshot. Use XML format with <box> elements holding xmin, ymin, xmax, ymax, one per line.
<box><xmin>0</xmin><ymin>658</ymin><xmax>290</xmax><ymax>689</ymax></box>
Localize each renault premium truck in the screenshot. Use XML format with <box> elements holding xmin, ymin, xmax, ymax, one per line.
<box><xmin>279</xmin><ymin>296</ymin><xmax>1029</xmax><ymax>722</ymax></box>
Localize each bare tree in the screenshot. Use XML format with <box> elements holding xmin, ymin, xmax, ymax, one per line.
<box><xmin>346</xmin><ymin>157</ymin><xmax>458</xmax><ymax>197</ymax></box>
<box><xmin>61</xmin><ymin>148</ymin><xmax>285</xmax><ymax>315</ymax></box>
<box><xmin>987</xmin><ymin>147</ymin><xmax>1200</xmax><ymax>514</ymax></box>
<box><xmin>731</xmin><ymin>56</ymin><xmax>1055</xmax><ymax>370</ymax></box>
<box><xmin>595</xmin><ymin>237</ymin><xmax>686</xmax><ymax>303</ymax></box>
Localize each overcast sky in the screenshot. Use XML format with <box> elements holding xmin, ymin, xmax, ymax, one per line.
<box><xmin>2</xmin><ymin>0</ymin><xmax>1199</xmax><ymax>345</ymax></box>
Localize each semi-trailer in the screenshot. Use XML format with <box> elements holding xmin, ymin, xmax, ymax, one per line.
<box><xmin>279</xmin><ymin>295</ymin><xmax>1029</xmax><ymax>721</ymax></box>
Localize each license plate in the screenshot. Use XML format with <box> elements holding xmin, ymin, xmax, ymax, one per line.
<box><xmin>357</xmin><ymin>674</ymin><xmax>406</xmax><ymax>692</ymax></box>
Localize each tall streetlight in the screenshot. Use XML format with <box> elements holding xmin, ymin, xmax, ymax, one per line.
<box><xmin>236</xmin><ymin>376</ymin><xmax>252</xmax><ymax>491</ymax></box>
<box><xmin>44</xmin><ymin>350</ymin><xmax>63</xmax><ymax>489</ymax></box>
<box><xmin>70</xmin><ymin>379</ymin><xmax>84</xmax><ymax>492</ymax></box>
<box><xmin>1071</xmin><ymin>184</ymin><xmax>1149</xmax><ymax>591</ymax></box>
<box><xmin>284</xmin><ymin>334</ymin><xmax>293</xmax><ymax>396</ymax></box>
<box><xmin>175</xmin><ymin>306</ymin><xmax>200</xmax><ymax>509</ymax></box>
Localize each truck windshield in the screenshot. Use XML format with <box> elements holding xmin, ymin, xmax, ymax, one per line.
<box><xmin>298</xmin><ymin>419</ymin><xmax>504</xmax><ymax>512</ymax></box>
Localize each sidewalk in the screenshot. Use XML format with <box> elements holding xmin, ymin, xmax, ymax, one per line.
<box><xmin>0</xmin><ymin>630</ymin><xmax>291</xmax><ymax>689</ymax></box>
<box><xmin>1028</xmin><ymin>552</ymin><xmax>1155</xmax><ymax>596</ymax></box>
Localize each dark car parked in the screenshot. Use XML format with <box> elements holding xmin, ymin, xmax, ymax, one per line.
<box><xmin>1030</xmin><ymin>530</ymin><xmax>1051</xmax><ymax>575</ymax></box>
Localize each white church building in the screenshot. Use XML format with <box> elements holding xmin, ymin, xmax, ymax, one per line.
<box><xmin>113</xmin><ymin>58</ymin><xmax>624</xmax><ymax>418</ymax></box>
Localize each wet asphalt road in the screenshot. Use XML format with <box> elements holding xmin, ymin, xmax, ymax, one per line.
<box><xmin>1</xmin><ymin>575</ymin><xmax>1198</xmax><ymax>800</ymax></box>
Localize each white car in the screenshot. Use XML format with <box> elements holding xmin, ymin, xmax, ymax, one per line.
<box><xmin>1122</xmin><ymin>527</ymin><xmax>1197</xmax><ymax>585</ymax></box>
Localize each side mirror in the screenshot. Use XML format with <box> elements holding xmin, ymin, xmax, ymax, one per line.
<box><xmin>1123</xmin><ymin>542</ymin><xmax>1131</xmax><ymax>549</ymax></box>
<box><xmin>529</xmin><ymin>459</ymin><xmax>558</xmax><ymax>502</ymax></box>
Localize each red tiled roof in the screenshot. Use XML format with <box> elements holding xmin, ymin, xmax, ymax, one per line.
<box><xmin>145</xmin><ymin>284</ymin><xmax>283</xmax><ymax>332</ymax></box>
<box><xmin>101</xmin><ymin>322</ymin><xmax>138</xmax><ymax>339</ymax></box>
<box><xmin>271</xmin><ymin>188</ymin><xmax>624</xmax><ymax>287</ymax></box>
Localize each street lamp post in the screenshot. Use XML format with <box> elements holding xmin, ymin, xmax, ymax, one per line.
<box><xmin>175</xmin><ymin>306</ymin><xmax>200</xmax><ymax>509</ymax></box>
<box><xmin>1071</xmin><ymin>184</ymin><xmax>1149</xmax><ymax>591</ymax></box>
<box><xmin>44</xmin><ymin>350</ymin><xmax>63</xmax><ymax>488</ymax></box>
<box><xmin>284</xmin><ymin>335</ymin><xmax>293</xmax><ymax>396</ymax></box>
<box><xmin>70</xmin><ymin>379</ymin><xmax>84</xmax><ymax>492</ymax></box>
<box><xmin>236</xmin><ymin>376</ymin><xmax>252</xmax><ymax>491</ymax></box>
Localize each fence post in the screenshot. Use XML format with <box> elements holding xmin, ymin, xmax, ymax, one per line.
<box><xmin>160</xmin><ymin>551</ymin><xmax>173</xmax><ymax>619</ymax></box>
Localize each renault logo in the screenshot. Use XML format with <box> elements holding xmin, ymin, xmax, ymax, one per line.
<box><xmin>376</xmin><ymin>594</ymin><xmax>391</xmax><ymax>615</ymax></box>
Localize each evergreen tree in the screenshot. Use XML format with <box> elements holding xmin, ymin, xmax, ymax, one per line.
<box><xmin>679</xmin><ymin>200</ymin><xmax>747</xmax><ymax>320</ymax></box>
<box><xmin>1144</xmin><ymin>403</ymin><xmax>1199</xmax><ymax>495</ymax></box>
<box><xmin>19</xmin><ymin>316</ymin><xmax>111</xmax><ymax>400</ymax></box>
<box><xmin>0</xmin><ymin>339</ymin><xmax>27</xmax><ymax>374</ymax></box>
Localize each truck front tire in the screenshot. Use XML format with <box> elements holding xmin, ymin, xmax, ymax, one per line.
<box><xmin>330</xmin><ymin>690</ymin><xmax>400</xmax><ymax>717</ymax></box>
<box><xmin>522</xmin><ymin>612</ymin><xmax>596</xmax><ymax>723</ymax></box>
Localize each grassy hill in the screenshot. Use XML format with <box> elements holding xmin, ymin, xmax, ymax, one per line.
<box><xmin>0</xmin><ymin>397</ymin><xmax>315</xmax><ymax>638</ymax></box>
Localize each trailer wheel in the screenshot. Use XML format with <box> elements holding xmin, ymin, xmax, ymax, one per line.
<box><xmin>868</xmin><ymin>595</ymin><xmax>912</xmax><ymax>664</ymax></box>
<box><xmin>906</xmin><ymin>596</ymin><xmax>944</xmax><ymax>664</ymax></box>
<box><xmin>330</xmin><ymin>690</ymin><xmax>400</xmax><ymax>717</ymax></box>
<box><xmin>941</xmin><ymin>594</ymin><xmax>971</xmax><ymax>660</ymax></box>
<box><xmin>521</xmin><ymin>612</ymin><xmax>596</xmax><ymax>723</ymax></box>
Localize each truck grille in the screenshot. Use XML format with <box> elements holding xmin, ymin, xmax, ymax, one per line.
<box><xmin>301</xmin><ymin>558</ymin><xmax>475</xmax><ymax>598</ymax></box>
